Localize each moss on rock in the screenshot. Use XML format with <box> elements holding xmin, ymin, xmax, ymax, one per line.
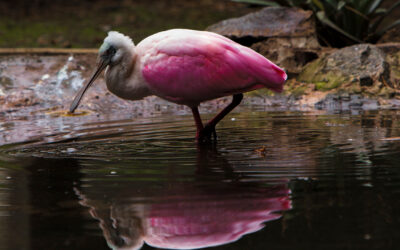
<box><xmin>298</xmin><ymin>44</ymin><xmax>389</xmax><ymax>95</ymax></box>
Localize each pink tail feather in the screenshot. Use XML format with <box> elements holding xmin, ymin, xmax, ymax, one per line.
<box><xmin>241</xmin><ymin>47</ymin><xmax>287</xmax><ymax>93</ymax></box>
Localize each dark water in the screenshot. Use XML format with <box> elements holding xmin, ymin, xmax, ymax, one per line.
<box><xmin>1</xmin><ymin>107</ymin><xmax>400</xmax><ymax>250</ymax></box>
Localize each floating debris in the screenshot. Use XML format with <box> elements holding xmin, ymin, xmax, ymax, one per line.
<box><xmin>45</xmin><ymin>109</ymin><xmax>91</xmax><ymax>117</ymax></box>
<box><xmin>254</xmin><ymin>145</ymin><xmax>268</xmax><ymax>156</ymax></box>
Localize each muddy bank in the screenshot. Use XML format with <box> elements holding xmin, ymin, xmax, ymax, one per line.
<box><xmin>1</xmin><ymin>52</ymin><xmax>399</xmax><ymax>119</ymax></box>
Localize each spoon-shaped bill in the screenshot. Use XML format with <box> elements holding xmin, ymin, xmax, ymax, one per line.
<box><xmin>69</xmin><ymin>60</ymin><xmax>108</xmax><ymax>113</ymax></box>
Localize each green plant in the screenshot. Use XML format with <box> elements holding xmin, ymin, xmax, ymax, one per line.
<box><xmin>232</xmin><ymin>0</ymin><xmax>400</xmax><ymax>47</ymax></box>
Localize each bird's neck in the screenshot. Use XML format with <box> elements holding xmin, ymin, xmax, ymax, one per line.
<box><xmin>105</xmin><ymin>49</ymin><xmax>151</xmax><ymax>101</ymax></box>
<box><xmin>110</xmin><ymin>49</ymin><xmax>135</xmax><ymax>79</ymax></box>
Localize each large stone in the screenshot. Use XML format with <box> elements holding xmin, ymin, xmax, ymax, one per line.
<box><xmin>207</xmin><ymin>7</ymin><xmax>320</xmax><ymax>74</ymax></box>
<box><xmin>376</xmin><ymin>43</ymin><xmax>400</xmax><ymax>92</ymax></box>
<box><xmin>378</xmin><ymin>26</ymin><xmax>400</xmax><ymax>44</ymax></box>
<box><xmin>251</xmin><ymin>36</ymin><xmax>321</xmax><ymax>74</ymax></box>
<box><xmin>206</xmin><ymin>7</ymin><xmax>316</xmax><ymax>39</ymax></box>
<box><xmin>298</xmin><ymin>44</ymin><xmax>392</xmax><ymax>95</ymax></box>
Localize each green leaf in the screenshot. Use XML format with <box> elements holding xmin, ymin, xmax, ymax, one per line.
<box><xmin>231</xmin><ymin>0</ymin><xmax>281</xmax><ymax>6</ymax></box>
<box><xmin>371</xmin><ymin>0</ymin><xmax>400</xmax><ymax>32</ymax></box>
<box><xmin>374</xmin><ymin>19</ymin><xmax>400</xmax><ymax>37</ymax></box>
<box><xmin>316</xmin><ymin>11</ymin><xmax>363</xmax><ymax>43</ymax></box>
<box><xmin>344</xmin><ymin>5</ymin><xmax>369</xmax><ymax>20</ymax></box>
<box><xmin>356</xmin><ymin>0</ymin><xmax>372</xmax><ymax>13</ymax></box>
<box><xmin>337</xmin><ymin>1</ymin><xmax>346</xmax><ymax>11</ymax></box>
<box><xmin>323</xmin><ymin>0</ymin><xmax>338</xmax><ymax>9</ymax></box>
<box><xmin>366</xmin><ymin>0</ymin><xmax>383</xmax><ymax>14</ymax></box>
<box><xmin>311</xmin><ymin>0</ymin><xmax>324</xmax><ymax>10</ymax></box>
<box><xmin>374</xmin><ymin>8</ymin><xmax>387</xmax><ymax>14</ymax></box>
<box><xmin>387</xmin><ymin>0</ymin><xmax>400</xmax><ymax>14</ymax></box>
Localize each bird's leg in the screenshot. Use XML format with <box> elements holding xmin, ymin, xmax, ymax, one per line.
<box><xmin>191</xmin><ymin>106</ymin><xmax>217</xmax><ymax>142</ymax></box>
<box><xmin>192</xmin><ymin>93</ymin><xmax>243</xmax><ymax>142</ymax></box>
<box><xmin>191</xmin><ymin>106</ymin><xmax>204</xmax><ymax>140</ymax></box>
<box><xmin>203</xmin><ymin>93</ymin><xmax>243</xmax><ymax>137</ymax></box>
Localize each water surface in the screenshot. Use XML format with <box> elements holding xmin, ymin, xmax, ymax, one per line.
<box><xmin>1</xmin><ymin>107</ymin><xmax>400</xmax><ymax>249</ymax></box>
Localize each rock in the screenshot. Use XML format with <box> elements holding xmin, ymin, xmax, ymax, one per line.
<box><xmin>378</xmin><ymin>26</ymin><xmax>400</xmax><ymax>44</ymax></box>
<box><xmin>251</xmin><ymin>36</ymin><xmax>321</xmax><ymax>74</ymax></box>
<box><xmin>298</xmin><ymin>44</ymin><xmax>393</xmax><ymax>96</ymax></box>
<box><xmin>376</xmin><ymin>42</ymin><xmax>400</xmax><ymax>54</ymax></box>
<box><xmin>376</xmin><ymin>43</ymin><xmax>400</xmax><ymax>92</ymax></box>
<box><xmin>314</xmin><ymin>93</ymin><xmax>379</xmax><ymax>110</ymax></box>
<box><xmin>207</xmin><ymin>7</ymin><xmax>316</xmax><ymax>40</ymax></box>
<box><xmin>207</xmin><ymin>7</ymin><xmax>321</xmax><ymax>75</ymax></box>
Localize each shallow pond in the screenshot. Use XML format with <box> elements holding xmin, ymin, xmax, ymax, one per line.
<box><xmin>1</xmin><ymin>107</ymin><xmax>400</xmax><ymax>249</ymax></box>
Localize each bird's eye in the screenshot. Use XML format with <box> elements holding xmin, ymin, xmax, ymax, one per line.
<box><xmin>107</xmin><ymin>46</ymin><xmax>117</xmax><ymax>55</ymax></box>
<box><xmin>101</xmin><ymin>46</ymin><xmax>117</xmax><ymax>60</ymax></box>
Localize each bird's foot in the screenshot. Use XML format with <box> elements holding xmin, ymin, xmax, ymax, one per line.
<box><xmin>197</xmin><ymin>124</ymin><xmax>217</xmax><ymax>142</ymax></box>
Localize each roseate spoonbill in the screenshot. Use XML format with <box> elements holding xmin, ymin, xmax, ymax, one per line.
<box><xmin>70</xmin><ymin>29</ymin><xmax>287</xmax><ymax>141</ymax></box>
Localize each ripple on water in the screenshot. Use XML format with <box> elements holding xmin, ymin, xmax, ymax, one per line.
<box><xmin>2</xmin><ymin>110</ymin><xmax>399</xmax><ymax>184</ymax></box>
<box><xmin>1</xmin><ymin>110</ymin><xmax>400</xmax><ymax>249</ymax></box>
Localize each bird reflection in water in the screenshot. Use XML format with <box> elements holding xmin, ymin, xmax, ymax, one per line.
<box><xmin>76</xmin><ymin>146</ymin><xmax>291</xmax><ymax>249</ymax></box>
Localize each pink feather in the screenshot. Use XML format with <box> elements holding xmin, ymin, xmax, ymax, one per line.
<box><xmin>139</xmin><ymin>29</ymin><xmax>286</xmax><ymax>106</ymax></box>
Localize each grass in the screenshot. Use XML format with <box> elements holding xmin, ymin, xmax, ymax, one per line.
<box><xmin>0</xmin><ymin>0</ymin><xmax>253</xmax><ymax>48</ymax></box>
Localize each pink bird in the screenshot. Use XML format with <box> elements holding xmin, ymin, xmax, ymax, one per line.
<box><xmin>70</xmin><ymin>29</ymin><xmax>287</xmax><ymax>141</ymax></box>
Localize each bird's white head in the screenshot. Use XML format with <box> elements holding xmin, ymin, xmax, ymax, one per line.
<box><xmin>99</xmin><ymin>31</ymin><xmax>135</xmax><ymax>65</ymax></box>
<box><xmin>70</xmin><ymin>31</ymin><xmax>135</xmax><ymax>113</ymax></box>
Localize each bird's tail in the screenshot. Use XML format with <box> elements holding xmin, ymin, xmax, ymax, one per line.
<box><xmin>242</xmin><ymin>47</ymin><xmax>287</xmax><ymax>93</ymax></box>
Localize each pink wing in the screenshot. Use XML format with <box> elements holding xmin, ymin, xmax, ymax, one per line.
<box><xmin>139</xmin><ymin>29</ymin><xmax>286</xmax><ymax>106</ymax></box>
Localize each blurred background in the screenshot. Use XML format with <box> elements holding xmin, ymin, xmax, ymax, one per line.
<box><xmin>0</xmin><ymin>0</ymin><xmax>255</xmax><ymax>48</ymax></box>
<box><xmin>2</xmin><ymin>0</ymin><xmax>400</xmax><ymax>48</ymax></box>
